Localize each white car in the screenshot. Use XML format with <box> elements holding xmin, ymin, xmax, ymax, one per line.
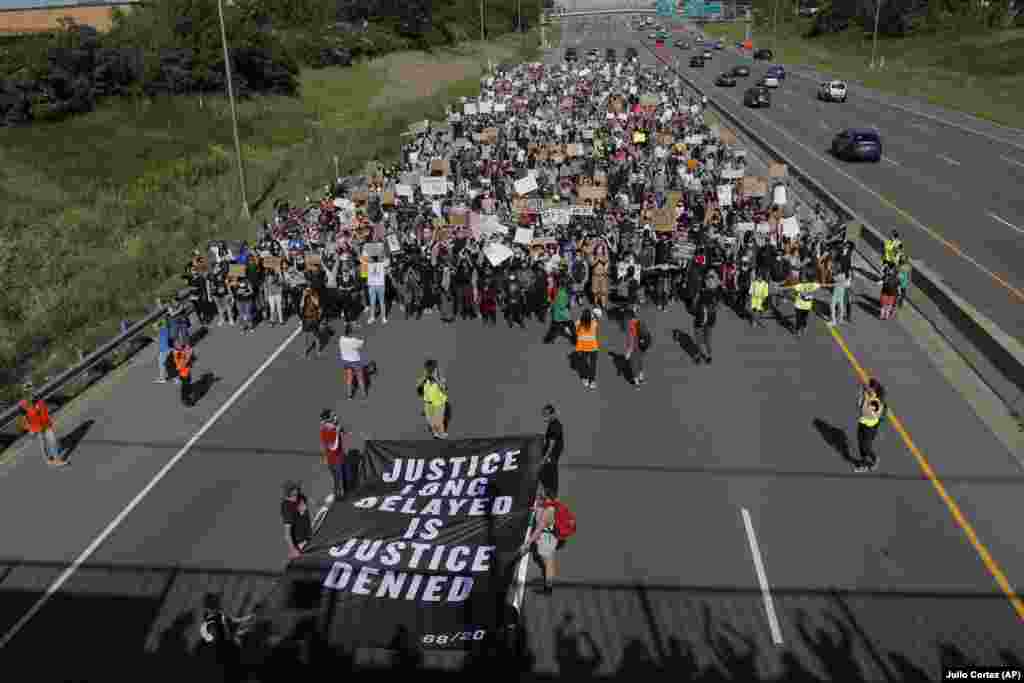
<box><xmin>759</xmin><ymin>75</ymin><xmax>780</xmax><ymax>88</ymax></box>
<box><xmin>819</xmin><ymin>80</ymin><xmax>848</xmax><ymax>102</ymax></box>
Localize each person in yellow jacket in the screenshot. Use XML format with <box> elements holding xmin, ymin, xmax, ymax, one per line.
<box><xmin>575</xmin><ymin>307</ymin><xmax>600</xmax><ymax>390</ymax></box>
<box><xmin>748</xmin><ymin>269</ymin><xmax>771</xmax><ymax>328</ymax></box>
<box><xmin>782</xmin><ymin>270</ymin><xmax>835</xmax><ymax>337</ymax></box>
<box><xmin>853</xmin><ymin>378</ymin><xmax>887</xmax><ymax>473</ymax></box>
<box><xmin>417</xmin><ymin>359</ymin><xmax>449</xmax><ymax>439</ymax></box>
<box><xmin>883</xmin><ymin>230</ymin><xmax>903</xmax><ymax>267</ymax></box>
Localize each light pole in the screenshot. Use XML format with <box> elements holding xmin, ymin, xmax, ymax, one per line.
<box><xmin>870</xmin><ymin>0</ymin><xmax>882</xmax><ymax>69</ymax></box>
<box><xmin>216</xmin><ymin>0</ymin><xmax>249</xmax><ymax>220</ymax></box>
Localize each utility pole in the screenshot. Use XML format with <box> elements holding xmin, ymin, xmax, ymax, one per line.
<box><xmin>217</xmin><ymin>0</ymin><xmax>249</xmax><ymax>220</ymax></box>
<box><xmin>870</xmin><ymin>0</ymin><xmax>882</xmax><ymax>69</ymax></box>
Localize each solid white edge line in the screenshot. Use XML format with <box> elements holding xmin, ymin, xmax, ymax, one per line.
<box><xmin>741</xmin><ymin>508</ymin><xmax>784</xmax><ymax>646</ymax></box>
<box><xmin>882</xmin><ymin>157</ymin><xmax>901</xmax><ymax>166</ymax></box>
<box><xmin>0</xmin><ymin>324</ymin><xmax>304</xmax><ymax>651</ymax></box>
<box><xmin>512</xmin><ymin>507</ymin><xmax>534</xmax><ymax>612</ymax></box>
<box><xmin>987</xmin><ymin>212</ymin><xmax>1024</xmax><ymax>236</ymax></box>
<box><xmin>937</xmin><ymin>154</ymin><xmax>961</xmax><ymax>166</ymax></box>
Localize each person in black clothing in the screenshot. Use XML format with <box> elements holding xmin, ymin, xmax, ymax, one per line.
<box><xmin>281</xmin><ymin>480</ymin><xmax>313</xmax><ymax>561</ymax></box>
<box><xmin>693</xmin><ymin>283</ymin><xmax>718</xmax><ymax>365</ymax></box>
<box><xmin>539</xmin><ymin>405</ymin><xmax>565</xmax><ymax>497</ymax></box>
<box><xmin>505</xmin><ymin>276</ymin><xmax>527</xmax><ymax>328</ymax></box>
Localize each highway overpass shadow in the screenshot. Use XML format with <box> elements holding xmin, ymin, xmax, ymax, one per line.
<box><xmin>0</xmin><ymin>558</ymin><xmax>1021</xmax><ymax>681</ymax></box>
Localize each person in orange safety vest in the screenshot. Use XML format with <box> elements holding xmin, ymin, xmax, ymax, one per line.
<box><xmin>574</xmin><ymin>307</ymin><xmax>600</xmax><ymax>390</ymax></box>
<box><xmin>173</xmin><ymin>341</ymin><xmax>194</xmax><ymax>407</ymax></box>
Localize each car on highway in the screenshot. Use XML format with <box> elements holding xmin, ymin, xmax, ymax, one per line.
<box><xmin>743</xmin><ymin>86</ymin><xmax>771</xmax><ymax>107</ymax></box>
<box><xmin>758</xmin><ymin>74</ymin><xmax>780</xmax><ymax>88</ymax></box>
<box><xmin>565</xmin><ymin>47</ymin><xmax>578</xmax><ymax>62</ymax></box>
<box><xmin>818</xmin><ymin>79</ymin><xmax>848</xmax><ymax>102</ymax></box>
<box><xmin>713</xmin><ymin>40</ymin><xmax>724</xmax><ymax>49</ymax></box>
<box><xmin>690</xmin><ymin>55</ymin><xmax>705</xmax><ymax>67</ymax></box>
<box><xmin>649</xmin><ymin>33</ymin><xmax>657</xmax><ymax>40</ymax></box>
<box><xmin>695</xmin><ymin>36</ymin><xmax>704</xmax><ymax>43</ymax></box>
<box><xmin>732</xmin><ymin>65</ymin><xmax>750</xmax><ymax>77</ymax></box>
<box><xmin>831</xmin><ymin>128</ymin><xmax>882</xmax><ymax>162</ymax></box>
<box><xmin>753</xmin><ymin>48</ymin><xmax>773</xmax><ymax>60</ymax></box>
<box><xmin>702</xmin><ymin>49</ymin><xmax>713</xmax><ymax>59</ymax></box>
<box><xmin>715</xmin><ymin>72</ymin><xmax>737</xmax><ymax>87</ymax></box>
<box><xmin>765</xmin><ymin>64</ymin><xmax>786</xmax><ymax>80</ymax></box>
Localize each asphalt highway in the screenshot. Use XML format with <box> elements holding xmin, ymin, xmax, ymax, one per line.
<box><xmin>575</xmin><ymin>14</ymin><xmax>1024</xmax><ymax>345</ymax></box>
<box><xmin>0</xmin><ymin>22</ymin><xmax>1021</xmax><ymax>680</ymax></box>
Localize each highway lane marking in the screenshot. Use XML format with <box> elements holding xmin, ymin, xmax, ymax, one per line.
<box><xmin>987</xmin><ymin>212</ymin><xmax>1024</xmax><ymax>236</ymax></box>
<box><xmin>784</xmin><ymin>69</ymin><xmax>1024</xmax><ymax>153</ymax></box>
<box><xmin>827</xmin><ymin>325</ymin><xmax>1024</xmax><ymax>623</ymax></box>
<box><xmin>937</xmin><ymin>154</ymin><xmax>961</xmax><ymax>166</ymax></box>
<box><xmin>690</xmin><ymin>75</ymin><xmax>1024</xmax><ymax>304</ymax></box>
<box><xmin>1002</xmin><ymin>155</ymin><xmax>1024</xmax><ymax>170</ymax></box>
<box><xmin>0</xmin><ymin>324</ymin><xmax>304</xmax><ymax>651</ymax></box>
<box><xmin>882</xmin><ymin>157</ymin><xmax>902</xmax><ymax>166</ymax></box>
<box><xmin>741</xmin><ymin>508</ymin><xmax>784</xmax><ymax>646</ymax></box>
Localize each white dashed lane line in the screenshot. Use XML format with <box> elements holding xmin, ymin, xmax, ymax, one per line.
<box><xmin>937</xmin><ymin>154</ymin><xmax>961</xmax><ymax>166</ymax></box>
<box><xmin>1001</xmin><ymin>155</ymin><xmax>1024</xmax><ymax>170</ymax></box>
<box><xmin>987</xmin><ymin>212</ymin><xmax>1024</xmax><ymax>236</ymax></box>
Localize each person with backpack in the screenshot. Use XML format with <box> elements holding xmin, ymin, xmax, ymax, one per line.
<box><xmin>624</xmin><ymin>306</ymin><xmax>651</xmax><ymax>387</ymax></box>
<box><xmin>853</xmin><ymin>378</ymin><xmax>887</xmax><ymax>473</ymax></box>
<box><xmin>417</xmin><ymin>359</ymin><xmax>448</xmax><ymax>439</ymax></box>
<box><xmin>520</xmin><ymin>488</ymin><xmax>575</xmax><ymax>595</ymax></box>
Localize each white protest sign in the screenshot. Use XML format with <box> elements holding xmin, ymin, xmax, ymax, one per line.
<box><xmin>773</xmin><ymin>184</ymin><xmax>788</xmax><ymax>206</ymax></box>
<box><xmin>420</xmin><ymin>177</ymin><xmax>448</xmax><ymax>196</ymax></box>
<box><xmin>395</xmin><ymin>184</ymin><xmax>413</xmax><ymax>198</ymax></box>
<box><xmin>514</xmin><ymin>175</ymin><xmax>538</xmax><ymax>195</ymax></box>
<box><xmin>495</xmin><ymin>103</ymin><xmax>507</xmax><ymax>113</ymax></box>
<box><xmin>721</xmin><ymin>166</ymin><xmax>744</xmax><ymax>180</ymax></box>
<box><xmin>717</xmin><ymin>184</ymin><xmax>733</xmax><ymax>207</ymax></box>
<box><xmin>479</xmin><ymin>101</ymin><xmax>493</xmax><ymax>115</ymax></box>
<box><xmin>387</xmin><ymin>234</ymin><xmax>401</xmax><ymax>253</ymax></box>
<box><xmin>684</xmin><ymin>135</ymin><xmax>705</xmax><ymax>145</ymax></box>
<box><xmin>464</xmin><ymin>103</ymin><xmax>478</xmax><ymax>116</ymax></box>
<box><xmin>736</xmin><ymin>222</ymin><xmax>755</xmax><ymax>235</ymax></box>
<box><xmin>782</xmin><ymin>215</ymin><xmax>800</xmax><ymax>238</ymax></box>
<box><xmin>756</xmin><ymin>222</ymin><xmax>772</xmax><ymax>234</ymax></box>
<box><xmin>484</xmin><ymin>242</ymin><xmax>514</xmax><ymax>267</ymax></box>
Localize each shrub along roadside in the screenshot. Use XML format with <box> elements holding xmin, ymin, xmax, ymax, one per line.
<box><xmin>0</xmin><ymin>30</ymin><xmax>545</xmax><ymax>408</ymax></box>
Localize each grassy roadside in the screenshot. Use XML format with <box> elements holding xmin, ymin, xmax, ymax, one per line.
<box><xmin>700</xmin><ymin>20</ymin><xmax>1024</xmax><ymax>127</ymax></box>
<box><xmin>0</xmin><ymin>28</ymin><xmax>545</xmax><ymax>407</ymax></box>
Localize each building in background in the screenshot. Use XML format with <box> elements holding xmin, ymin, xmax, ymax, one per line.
<box><xmin>0</xmin><ymin>0</ymin><xmax>141</xmax><ymax>34</ymax></box>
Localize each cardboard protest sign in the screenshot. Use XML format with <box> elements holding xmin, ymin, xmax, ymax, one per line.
<box><xmin>566</xmin><ymin>143</ymin><xmax>583</xmax><ymax>157</ymax></box>
<box><xmin>769</xmin><ymin>162</ymin><xmax>787</xmax><ymax>178</ymax></box>
<box><xmin>306</xmin><ymin>253</ymin><xmax>323</xmax><ymax>269</ymax></box>
<box><xmin>577</xmin><ymin>185</ymin><xmax>607</xmax><ymax>201</ymax></box>
<box><xmin>431</xmin><ymin>159</ymin><xmax>450</xmax><ymax>176</ymax></box>
<box><xmin>382</xmin><ymin>191</ymin><xmax>395</xmax><ymax>206</ymax></box>
<box><xmin>262</xmin><ymin>256</ymin><xmax>282</xmax><ymax>272</ymax></box>
<box><xmin>741</xmin><ymin>176</ymin><xmax>768</xmax><ymax>197</ymax></box>
<box><xmin>353</xmin><ymin>191</ymin><xmax>370</xmax><ymax>204</ymax></box>
<box><xmin>719</xmin><ymin>128</ymin><xmax>738</xmax><ymax>146</ymax></box>
<box><xmin>420</xmin><ymin>177</ymin><xmax>448</xmax><ymax>196</ymax></box>
<box><xmin>514</xmin><ymin>227</ymin><xmax>534</xmax><ymax>245</ymax></box>
<box><xmin>514</xmin><ymin>175</ymin><xmax>538</xmax><ymax>195</ymax></box>
<box><xmin>653</xmin><ymin>206</ymin><xmax>676</xmax><ymax>232</ymax></box>
<box><xmin>481</xmin><ymin>128</ymin><xmax>499</xmax><ymax>145</ymax></box>
<box><xmin>449</xmin><ymin>210</ymin><xmax>468</xmax><ymax>226</ymax></box>
<box><xmin>657</xmin><ymin>133</ymin><xmax>674</xmax><ymax>146</ymax></box>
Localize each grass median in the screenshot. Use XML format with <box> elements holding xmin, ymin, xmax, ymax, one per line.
<box><xmin>0</xmin><ymin>28</ymin><xmax>545</xmax><ymax>406</ymax></box>
<box><xmin>700</xmin><ymin>20</ymin><xmax>1024</xmax><ymax>127</ymax></box>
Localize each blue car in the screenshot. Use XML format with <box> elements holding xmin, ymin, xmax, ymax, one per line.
<box><xmin>832</xmin><ymin>128</ymin><xmax>882</xmax><ymax>162</ymax></box>
<box><xmin>766</xmin><ymin>64</ymin><xmax>786</xmax><ymax>80</ymax></box>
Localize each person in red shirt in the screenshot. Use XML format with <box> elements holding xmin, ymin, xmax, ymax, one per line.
<box><xmin>19</xmin><ymin>393</ymin><xmax>66</xmax><ymax>466</ymax></box>
<box><xmin>320</xmin><ymin>410</ymin><xmax>350</xmax><ymax>501</ymax></box>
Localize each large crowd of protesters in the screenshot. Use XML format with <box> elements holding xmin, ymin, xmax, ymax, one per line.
<box><xmin>161</xmin><ymin>54</ymin><xmax>909</xmax><ymax>466</ymax></box>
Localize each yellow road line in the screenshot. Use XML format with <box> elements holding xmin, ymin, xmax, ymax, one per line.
<box><xmin>828</xmin><ymin>325</ymin><xmax>1024</xmax><ymax>622</ymax></box>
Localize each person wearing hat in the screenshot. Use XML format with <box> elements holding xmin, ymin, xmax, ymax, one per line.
<box><xmin>281</xmin><ymin>480</ymin><xmax>312</xmax><ymax>560</ymax></box>
<box><xmin>320</xmin><ymin>410</ymin><xmax>352</xmax><ymax>500</ymax></box>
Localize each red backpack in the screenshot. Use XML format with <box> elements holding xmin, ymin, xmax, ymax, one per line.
<box><xmin>546</xmin><ymin>500</ymin><xmax>577</xmax><ymax>540</ymax></box>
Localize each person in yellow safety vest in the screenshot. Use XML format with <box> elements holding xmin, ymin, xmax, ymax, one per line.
<box><xmin>173</xmin><ymin>341</ymin><xmax>194</xmax><ymax>407</ymax></box>
<box><xmin>883</xmin><ymin>230</ymin><xmax>902</xmax><ymax>266</ymax></box>
<box><xmin>417</xmin><ymin>359</ymin><xmax>449</xmax><ymax>439</ymax></box>
<box><xmin>19</xmin><ymin>394</ymin><xmax>66</xmax><ymax>466</ymax></box>
<box><xmin>853</xmin><ymin>378</ymin><xmax>887</xmax><ymax>473</ymax></box>
<box><xmin>748</xmin><ymin>269</ymin><xmax>771</xmax><ymax>328</ymax></box>
<box><xmin>783</xmin><ymin>270</ymin><xmax>836</xmax><ymax>337</ymax></box>
<box><xmin>574</xmin><ymin>307</ymin><xmax>600</xmax><ymax>390</ymax></box>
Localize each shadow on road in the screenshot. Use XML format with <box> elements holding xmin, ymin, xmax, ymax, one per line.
<box><xmin>811</xmin><ymin>418</ymin><xmax>856</xmax><ymax>467</ymax></box>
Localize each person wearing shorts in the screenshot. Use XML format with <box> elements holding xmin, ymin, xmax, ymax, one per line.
<box><xmin>520</xmin><ymin>490</ymin><xmax>558</xmax><ymax>595</ymax></box>
<box><xmin>338</xmin><ymin>323</ymin><xmax>369</xmax><ymax>400</ymax></box>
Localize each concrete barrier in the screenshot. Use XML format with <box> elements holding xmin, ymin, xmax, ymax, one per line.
<box><xmin>670</xmin><ymin>68</ymin><xmax>1024</xmax><ymax>401</ymax></box>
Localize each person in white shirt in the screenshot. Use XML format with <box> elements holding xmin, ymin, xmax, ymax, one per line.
<box><xmin>366</xmin><ymin>255</ymin><xmax>389</xmax><ymax>324</ymax></box>
<box><xmin>338</xmin><ymin>323</ymin><xmax>369</xmax><ymax>400</ymax></box>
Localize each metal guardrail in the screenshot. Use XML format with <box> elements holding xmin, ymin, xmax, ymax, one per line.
<box><xmin>0</xmin><ymin>304</ymin><xmax>171</xmax><ymax>432</ymax></box>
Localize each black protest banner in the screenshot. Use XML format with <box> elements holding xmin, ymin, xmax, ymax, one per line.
<box><xmin>283</xmin><ymin>436</ymin><xmax>544</xmax><ymax>651</ymax></box>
